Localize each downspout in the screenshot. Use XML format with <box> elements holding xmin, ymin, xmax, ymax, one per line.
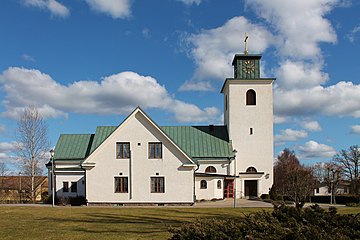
<box><xmin>193</xmin><ymin>162</ymin><xmax>199</xmax><ymax>205</ymax></box>
<box><xmin>129</xmin><ymin>150</ymin><xmax>132</xmax><ymax>200</ymax></box>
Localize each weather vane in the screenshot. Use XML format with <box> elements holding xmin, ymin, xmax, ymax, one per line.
<box><xmin>244</xmin><ymin>32</ymin><xmax>249</xmax><ymax>55</ymax></box>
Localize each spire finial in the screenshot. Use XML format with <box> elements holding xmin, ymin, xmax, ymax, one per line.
<box><xmin>244</xmin><ymin>32</ymin><xmax>249</xmax><ymax>55</ymax></box>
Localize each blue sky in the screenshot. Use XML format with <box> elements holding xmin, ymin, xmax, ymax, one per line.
<box><xmin>0</xmin><ymin>0</ymin><xmax>359</xmax><ymax>172</ymax></box>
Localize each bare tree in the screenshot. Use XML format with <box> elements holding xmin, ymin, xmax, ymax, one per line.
<box><xmin>333</xmin><ymin>145</ymin><xmax>360</xmax><ymax>195</ymax></box>
<box><xmin>0</xmin><ymin>162</ymin><xmax>7</xmax><ymax>177</ymax></box>
<box><xmin>313</xmin><ymin>162</ymin><xmax>342</xmax><ymax>203</ymax></box>
<box><xmin>274</xmin><ymin>149</ymin><xmax>315</xmax><ymax>208</ymax></box>
<box><xmin>0</xmin><ymin>162</ymin><xmax>7</xmax><ymax>190</ymax></box>
<box><xmin>286</xmin><ymin>166</ymin><xmax>315</xmax><ymax>208</ymax></box>
<box><xmin>312</xmin><ymin>162</ymin><xmax>326</xmax><ymax>183</ymax></box>
<box><xmin>274</xmin><ymin>149</ymin><xmax>300</xmax><ymax>196</ymax></box>
<box><xmin>15</xmin><ymin>106</ymin><xmax>49</xmax><ymax>202</ymax></box>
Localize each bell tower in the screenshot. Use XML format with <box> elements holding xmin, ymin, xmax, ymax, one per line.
<box><xmin>221</xmin><ymin>34</ymin><xmax>275</xmax><ymax>198</ymax></box>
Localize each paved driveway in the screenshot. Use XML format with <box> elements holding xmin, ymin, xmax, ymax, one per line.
<box><xmin>194</xmin><ymin>198</ymin><xmax>273</xmax><ymax>208</ymax></box>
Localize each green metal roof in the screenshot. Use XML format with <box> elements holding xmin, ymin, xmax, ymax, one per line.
<box><xmin>89</xmin><ymin>126</ymin><xmax>117</xmax><ymax>153</ymax></box>
<box><xmin>54</xmin><ymin>125</ymin><xmax>233</xmax><ymax>161</ymax></box>
<box><xmin>161</xmin><ymin>126</ymin><xmax>233</xmax><ymax>159</ymax></box>
<box><xmin>54</xmin><ymin>134</ymin><xmax>94</xmax><ymax>160</ymax></box>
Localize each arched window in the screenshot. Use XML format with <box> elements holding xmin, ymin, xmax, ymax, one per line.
<box><xmin>246</xmin><ymin>89</ymin><xmax>256</xmax><ymax>105</ymax></box>
<box><xmin>205</xmin><ymin>166</ymin><xmax>216</xmax><ymax>173</ymax></box>
<box><xmin>200</xmin><ymin>180</ymin><xmax>207</xmax><ymax>189</ymax></box>
<box><xmin>246</xmin><ymin>166</ymin><xmax>257</xmax><ymax>173</ymax></box>
<box><xmin>217</xmin><ymin>180</ymin><xmax>222</xmax><ymax>189</ymax></box>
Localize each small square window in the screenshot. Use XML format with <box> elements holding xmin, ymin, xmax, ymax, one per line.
<box><xmin>116</xmin><ymin>142</ymin><xmax>130</xmax><ymax>159</ymax></box>
<box><xmin>149</xmin><ymin>142</ymin><xmax>162</xmax><ymax>159</ymax></box>
<box><xmin>115</xmin><ymin>177</ymin><xmax>128</xmax><ymax>193</ymax></box>
<box><xmin>151</xmin><ymin>177</ymin><xmax>165</xmax><ymax>193</ymax></box>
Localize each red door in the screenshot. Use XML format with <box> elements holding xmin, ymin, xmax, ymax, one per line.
<box><xmin>224</xmin><ymin>180</ymin><xmax>234</xmax><ymax>198</ymax></box>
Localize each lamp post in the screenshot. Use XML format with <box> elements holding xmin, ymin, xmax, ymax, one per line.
<box><xmin>330</xmin><ymin>168</ymin><xmax>336</xmax><ymax>205</ymax></box>
<box><xmin>233</xmin><ymin>149</ymin><xmax>238</xmax><ymax>208</ymax></box>
<box><xmin>50</xmin><ymin>149</ymin><xmax>55</xmax><ymax>207</ymax></box>
<box><xmin>19</xmin><ymin>172</ymin><xmax>22</xmax><ymax>203</ymax></box>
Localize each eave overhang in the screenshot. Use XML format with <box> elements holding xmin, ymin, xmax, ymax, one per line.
<box><xmin>220</xmin><ymin>78</ymin><xmax>276</xmax><ymax>93</ymax></box>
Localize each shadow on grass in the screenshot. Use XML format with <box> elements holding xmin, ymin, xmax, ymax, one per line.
<box><xmin>37</xmin><ymin>208</ymin><xmax>250</xmax><ymax>236</ymax></box>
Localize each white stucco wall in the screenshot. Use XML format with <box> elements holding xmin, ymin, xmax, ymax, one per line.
<box><xmin>84</xmin><ymin>111</ymin><xmax>195</xmax><ymax>204</ymax></box>
<box><xmin>54</xmin><ymin>172</ymin><xmax>85</xmax><ymax>197</ymax></box>
<box><xmin>48</xmin><ymin>161</ymin><xmax>86</xmax><ymax>198</ymax></box>
<box><xmin>314</xmin><ymin>186</ymin><xmax>349</xmax><ymax>196</ymax></box>
<box><xmin>223</xmin><ymin>80</ymin><xmax>274</xmax><ymax>197</ymax></box>
<box><xmin>195</xmin><ymin>177</ymin><xmax>223</xmax><ymax>200</ymax></box>
<box><xmin>197</xmin><ymin>161</ymin><xmax>229</xmax><ymax>175</ymax></box>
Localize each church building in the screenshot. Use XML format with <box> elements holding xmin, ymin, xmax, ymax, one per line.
<box><xmin>47</xmin><ymin>45</ymin><xmax>275</xmax><ymax>205</ymax></box>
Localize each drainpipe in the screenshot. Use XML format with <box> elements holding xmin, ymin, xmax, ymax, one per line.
<box><xmin>232</xmin><ymin>149</ymin><xmax>237</xmax><ymax>208</ymax></box>
<box><xmin>129</xmin><ymin>150</ymin><xmax>132</xmax><ymax>200</ymax></box>
<box><xmin>193</xmin><ymin>162</ymin><xmax>200</xmax><ymax>205</ymax></box>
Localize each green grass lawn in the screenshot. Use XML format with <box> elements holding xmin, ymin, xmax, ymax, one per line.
<box><xmin>0</xmin><ymin>205</ymin><xmax>359</xmax><ymax>240</ymax></box>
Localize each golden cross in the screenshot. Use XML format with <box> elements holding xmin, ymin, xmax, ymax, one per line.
<box><xmin>244</xmin><ymin>32</ymin><xmax>249</xmax><ymax>55</ymax></box>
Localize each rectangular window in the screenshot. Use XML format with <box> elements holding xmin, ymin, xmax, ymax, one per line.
<box><xmin>250</xmin><ymin>128</ymin><xmax>253</xmax><ymax>135</ymax></box>
<box><xmin>114</xmin><ymin>177</ymin><xmax>128</xmax><ymax>193</ymax></box>
<box><xmin>71</xmin><ymin>182</ymin><xmax>77</xmax><ymax>193</ymax></box>
<box><xmin>149</xmin><ymin>142</ymin><xmax>162</xmax><ymax>159</ymax></box>
<box><xmin>116</xmin><ymin>142</ymin><xmax>130</xmax><ymax>159</ymax></box>
<box><xmin>151</xmin><ymin>177</ymin><xmax>165</xmax><ymax>193</ymax></box>
<box><xmin>63</xmin><ymin>182</ymin><xmax>69</xmax><ymax>192</ymax></box>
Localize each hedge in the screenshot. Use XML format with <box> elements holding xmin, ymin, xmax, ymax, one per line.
<box><xmin>310</xmin><ymin>195</ymin><xmax>359</xmax><ymax>205</ymax></box>
<box><xmin>169</xmin><ymin>205</ymin><xmax>360</xmax><ymax>240</ymax></box>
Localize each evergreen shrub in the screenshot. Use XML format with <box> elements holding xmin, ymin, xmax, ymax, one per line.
<box><xmin>169</xmin><ymin>205</ymin><xmax>360</xmax><ymax>240</ymax></box>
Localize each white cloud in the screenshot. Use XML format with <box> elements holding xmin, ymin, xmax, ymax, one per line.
<box><xmin>346</xmin><ymin>24</ymin><xmax>360</xmax><ymax>43</ymax></box>
<box><xmin>0</xmin><ymin>142</ymin><xmax>17</xmax><ymax>153</ymax></box>
<box><xmin>275</xmin><ymin>128</ymin><xmax>308</xmax><ymax>143</ymax></box>
<box><xmin>0</xmin><ymin>142</ymin><xmax>17</xmax><ymax>160</ymax></box>
<box><xmin>350</xmin><ymin>125</ymin><xmax>360</xmax><ymax>134</ymax></box>
<box><xmin>0</xmin><ymin>67</ymin><xmax>220</xmax><ymax>124</ymax></box>
<box><xmin>177</xmin><ymin>0</ymin><xmax>202</xmax><ymax>5</ymax></box>
<box><xmin>85</xmin><ymin>0</ymin><xmax>131</xmax><ymax>19</ymax></box>
<box><xmin>0</xmin><ymin>124</ymin><xmax>6</xmax><ymax>133</ymax></box>
<box><xmin>301</xmin><ymin>120</ymin><xmax>322</xmax><ymax>132</ymax></box>
<box><xmin>298</xmin><ymin>140</ymin><xmax>336</xmax><ymax>159</ymax></box>
<box><xmin>172</xmin><ymin>101</ymin><xmax>220</xmax><ymax>123</ymax></box>
<box><xmin>183</xmin><ymin>16</ymin><xmax>275</xmax><ymax>86</ymax></box>
<box><xmin>246</xmin><ymin>0</ymin><xmax>338</xmax><ymax>59</ymax></box>
<box><xmin>142</xmin><ymin>28</ymin><xmax>151</xmax><ymax>39</ymax></box>
<box><xmin>274</xmin><ymin>116</ymin><xmax>291</xmax><ymax>124</ymax></box>
<box><xmin>179</xmin><ymin>81</ymin><xmax>215</xmax><ymax>92</ymax></box>
<box><xmin>275</xmin><ymin>81</ymin><xmax>360</xmax><ymax>118</ymax></box>
<box><xmin>275</xmin><ymin>60</ymin><xmax>329</xmax><ymax>90</ymax></box>
<box><xmin>24</xmin><ymin>0</ymin><xmax>70</xmax><ymax>18</ymax></box>
<box><xmin>21</xmin><ymin>54</ymin><xmax>35</xmax><ymax>62</ymax></box>
<box><xmin>182</xmin><ymin>0</ymin><xmax>339</xmax><ymax>79</ymax></box>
